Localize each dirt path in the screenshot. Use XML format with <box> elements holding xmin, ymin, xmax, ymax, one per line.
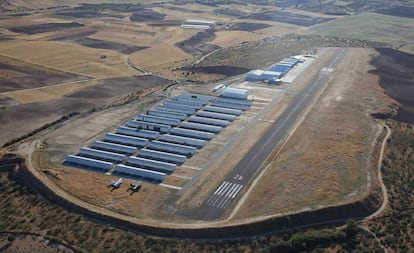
<box><xmin>125</xmin><ymin>55</ymin><xmax>148</xmax><ymax>74</ymax></box>
<box><xmin>367</xmin><ymin>121</ymin><xmax>391</xmax><ymax>219</ymax></box>
<box><xmin>360</xmin><ymin>225</ymin><xmax>388</xmax><ymax>253</ymax></box>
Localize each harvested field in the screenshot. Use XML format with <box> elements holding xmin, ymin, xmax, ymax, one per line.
<box><xmin>215</xmin><ymin>8</ymin><xmax>246</xmax><ymax>17</ymax></box>
<box><xmin>180</xmin><ymin>66</ymin><xmax>250</xmax><ymax>76</ymax></box>
<box><xmin>55</xmin><ymin>10</ymin><xmax>124</xmax><ymax>19</ymax></box>
<box><xmin>2</xmin><ymin>80</ymin><xmax>97</xmax><ymax>104</ymax></box>
<box><xmin>62</xmin><ymin>38</ymin><xmax>148</xmax><ymax>54</ymax></box>
<box><xmin>8</xmin><ymin>22</ymin><xmax>84</xmax><ymax>35</ymax></box>
<box><xmin>209</xmin><ymin>31</ymin><xmax>266</xmax><ymax>48</ymax></box>
<box><xmin>0</xmin><ymin>40</ymin><xmax>136</xmax><ymax>78</ymax></box>
<box><xmin>47</xmin><ymin>24</ymin><xmax>148</xmax><ymax>55</ymax></box>
<box><xmin>240</xmin><ymin>11</ymin><xmax>334</xmax><ymax>27</ymax></box>
<box><xmin>0</xmin><ymin>75</ymin><xmax>170</xmax><ymax>146</ymax></box>
<box><xmin>175</xmin><ymin>29</ymin><xmax>220</xmax><ymax>56</ymax></box>
<box><xmin>50</xmin><ymin>30</ymin><xmax>97</xmax><ymax>41</ymax></box>
<box><xmin>161</xmin><ymin>5</ymin><xmax>204</xmax><ymax>14</ymax></box>
<box><xmin>370</xmin><ymin>48</ymin><xmax>414</xmax><ymax>124</ymax></box>
<box><xmin>228</xmin><ymin>22</ymin><xmax>272</xmax><ymax>32</ymax></box>
<box><xmin>130</xmin><ymin>8</ymin><xmax>166</xmax><ymax>22</ymax></box>
<box><xmin>0</xmin><ymin>60</ymin><xmax>86</xmax><ymax>93</ymax></box>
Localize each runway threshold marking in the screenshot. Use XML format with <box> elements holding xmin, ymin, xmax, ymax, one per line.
<box><xmin>206</xmin><ymin>181</ymin><xmax>243</xmax><ymax>209</ymax></box>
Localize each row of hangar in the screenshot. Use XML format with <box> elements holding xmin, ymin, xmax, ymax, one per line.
<box><xmin>64</xmin><ymin>89</ymin><xmax>251</xmax><ymax>183</ymax></box>
<box><xmin>245</xmin><ymin>56</ymin><xmax>303</xmax><ymax>83</ymax></box>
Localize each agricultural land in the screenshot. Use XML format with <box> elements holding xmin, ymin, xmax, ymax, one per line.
<box><xmin>0</xmin><ymin>0</ymin><xmax>413</xmax><ymax>252</ymax></box>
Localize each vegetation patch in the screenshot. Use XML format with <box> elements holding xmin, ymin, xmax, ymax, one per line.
<box><xmin>175</xmin><ymin>29</ymin><xmax>220</xmax><ymax>56</ymax></box>
<box><xmin>198</xmin><ymin>34</ymin><xmax>387</xmax><ymax>69</ymax></box>
<box><xmin>370</xmin><ymin>48</ymin><xmax>414</xmax><ymax>124</ymax></box>
<box><xmin>375</xmin><ymin>5</ymin><xmax>414</xmax><ymax>18</ymax></box>
<box><xmin>228</xmin><ymin>22</ymin><xmax>272</xmax><ymax>32</ymax></box>
<box><xmin>130</xmin><ymin>8</ymin><xmax>166</xmax><ymax>22</ymax></box>
<box><xmin>0</xmin><ymin>56</ymin><xmax>86</xmax><ymax>93</ymax></box>
<box><xmin>239</xmin><ymin>10</ymin><xmax>334</xmax><ymax>27</ymax></box>
<box><xmin>68</xmin><ymin>38</ymin><xmax>147</xmax><ymax>54</ymax></box>
<box><xmin>308</xmin><ymin>13</ymin><xmax>414</xmax><ymax>54</ymax></box>
<box><xmin>179</xmin><ymin>65</ymin><xmax>250</xmax><ymax>76</ymax></box>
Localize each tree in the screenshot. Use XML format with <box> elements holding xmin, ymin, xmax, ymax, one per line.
<box><xmin>345</xmin><ymin>220</ymin><xmax>358</xmax><ymax>238</ymax></box>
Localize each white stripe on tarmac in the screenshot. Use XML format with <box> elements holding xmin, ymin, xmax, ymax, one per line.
<box><xmin>214</xmin><ymin>181</ymin><xmax>227</xmax><ymax>195</ymax></box>
<box><xmin>231</xmin><ymin>185</ymin><xmax>243</xmax><ymax>198</ymax></box>
<box><xmin>219</xmin><ymin>197</ymin><xmax>233</xmax><ymax>209</ymax></box>
<box><xmin>225</xmin><ymin>184</ymin><xmax>238</xmax><ymax>198</ymax></box>
<box><xmin>217</xmin><ymin>182</ymin><xmax>231</xmax><ymax>196</ymax></box>
<box><xmin>219</xmin><ymin>182</ymin><xmax>234</xmax><ymax>196</ymax></box>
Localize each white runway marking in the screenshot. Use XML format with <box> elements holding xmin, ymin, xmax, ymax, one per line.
<box><xmin>205</xmin><ymin>181</ymin><xmax>244</xmax><ymax>209</ymax></box>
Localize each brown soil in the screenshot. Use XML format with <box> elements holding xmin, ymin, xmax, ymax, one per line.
<box><xmin>0</xmin><ymin>58</ymin><xmax>86</xmax><ymax>93</ymax></box>
<box><xmin>8</xmin><ymin>22</ymin><xmax>84</xmax><ymax>35</ymax></box>
<box><xmin>0</xmin><ymin>75</ymin><xmax>170</xmax><ymax>146</ymax></box>
<box><xmin>370</xmin><ymin>48</ymin><xmax>414</xmax><ymax>124</ymax></box>
<box><xmin>52</xmin><ymin>33</ymin><xmax>148</xmax><ymax>54</ymax></box>
<box><xmin>215</xmin><ymin>8</ymin><xmax>246</xmax><ymax>17</ymax></box>
<box><xmin>147</xmin><ymin>20</ymin><xmax>182</xmax><ymax>27</ymax></box>
<box><xmin>55</xmin><ymin>10</ymin><xmax>124</xmax><ymax>19</ymax></box>
<box><xmin>175</xmin><ymin>29</ymin><xmax>220</xmax><ymax>56</ymax></box>
<box><xmin>130</xmin><ymin>8</ymin><xmax>166</xmax><ymax>22</ymax></box>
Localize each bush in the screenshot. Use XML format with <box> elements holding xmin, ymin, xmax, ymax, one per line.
<box><xmin>7</xmin><ymin>234</ymin><xmax>15</xmax><ymax>242</ymax></box>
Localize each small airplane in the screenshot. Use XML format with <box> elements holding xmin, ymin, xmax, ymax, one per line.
<box><xmin>127</xmin><ymin>180</ymin><xmax>142</xmax><ymax>195</ymax></box>
<box><xmin>108</xmin><ymin>178</ymin><xmax>123</xmax><ymax>191</ymax></box>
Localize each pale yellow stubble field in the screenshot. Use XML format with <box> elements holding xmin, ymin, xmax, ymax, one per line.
<box><xmin>2</xmin><ymin>80</ymin><xmax>97</xmax><ymax>104</ymax></box>
<box><xmin>0</xmin><ymin>40</ymin><xmax>136</xmax><ymax>78</ymax></box>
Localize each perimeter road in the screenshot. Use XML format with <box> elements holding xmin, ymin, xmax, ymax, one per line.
<box><xmin>185</xmin><ymin>48</ymin><xmax>347</xmax><ymax>220</ymax></box>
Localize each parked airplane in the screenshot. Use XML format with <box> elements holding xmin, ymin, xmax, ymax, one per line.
<box><xmin>108</xmin><ymin>178</ymin><xmax>123</xmax><ymax>190</ymax></box>
<box><xmin>127</xmin><ymin>180</ymin><xmax>142</xmax><ymax>195</ymax></box>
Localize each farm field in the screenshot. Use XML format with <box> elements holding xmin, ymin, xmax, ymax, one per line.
<box><xmin>0</xmin><ymin>75</ymin><xmax>170</xmax><ymax>146</ymax></box>
<box><xmin>0</xmin><ymin>0</ymin><xmax>414</xmax><ymax>251</ymax></box>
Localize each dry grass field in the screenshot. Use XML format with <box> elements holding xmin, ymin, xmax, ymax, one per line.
<box><xmin>234</xmin><ymin>48</ymin><xmax>395</xmax><ymax>219</ymax></box>
<box><xmin>0</xmin><ymin>40</ymin><xmax>135</xmax><ymax>78</ymax></box>
<box><xmin>2</xmin><ymin>80</ymin><xmax>97</xmax><ymax>104</ymax></box>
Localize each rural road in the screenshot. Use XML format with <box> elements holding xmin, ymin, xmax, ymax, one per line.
<box><xmin>367</xmin><ymin>122</ymin><xmax>391</xmax><ymax>219</ymax></box>
<box><xmin>182</xmin><ymin>48</ymin><xmax>347</xmax><ymax>220</ymax></box>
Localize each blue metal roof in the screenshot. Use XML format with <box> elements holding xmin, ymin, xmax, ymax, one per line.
<box><xmin>115</xmin><ymin>164</ymin><xmax>165</xmax><ymax>182</ymax></box>
<box><xmin>139</xmin><ymin>148</ymin><xmax>187</xmax><ymax>165</ymax></box>
<box><xmin>64</xmin><ymin>155</ymin><xmax>113</xmax><ymax>171</ymax></box>
<box><xmin>91</xmin><ymin>141</ymin><xmax>137</xmax><ymax>155</ymax></box>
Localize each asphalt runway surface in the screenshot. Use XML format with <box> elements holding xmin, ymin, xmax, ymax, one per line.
<box><xmin>185</xmin><ymin>48</ymin><xmax>347</xmax><ymax>220</ymax></box>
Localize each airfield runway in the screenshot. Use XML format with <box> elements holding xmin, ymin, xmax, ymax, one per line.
<box><xmin>186</xmin><ymin>48</ymin><xmax>347</xmax><ymax>220</ymax></box>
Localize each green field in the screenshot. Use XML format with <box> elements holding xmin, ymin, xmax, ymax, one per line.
<box><xmin>308</xmin><ymin>13</ymin><xmax>414</xmax><ymax>54</ymax></box>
